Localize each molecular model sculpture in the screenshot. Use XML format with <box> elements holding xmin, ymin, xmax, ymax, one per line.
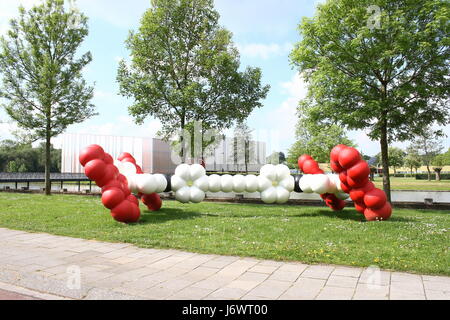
<box><xmin>79</xmin><ymin>143</ymin><xmax>391</xmax><ymax>223</ymax></box>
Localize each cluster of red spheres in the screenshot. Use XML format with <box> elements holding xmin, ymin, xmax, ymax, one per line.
<box><xmin>330</xmin><ymin>144</ymin><xmax>392</xmax><ymax>221</ymax></box>
<box><xmin>298</xmin><ymin>155</ymin><xmax>346</xmax><ymax>211</ymax></box>
<box><xmin>79</xmin><ymin>144</ymin><xmax>162</xmax><ymax>224</ymax></box>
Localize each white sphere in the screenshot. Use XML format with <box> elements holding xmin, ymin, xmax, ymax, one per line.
<box><xmin>326</xmin><ymin>173</ymin><xmax>338</xmax><ymax>194</ymax></box>
<box><xmin>194</xmin><ymin>175</ymin><xmax>209</xmax><ymax>192</ymax></box>
<box><xmin>260</xmin><ymin>164</ymin><xmax>277</xmax><ymax>181</ymax></box>
<box><xmin>220</xmin><ymin>175</ymin><xmax>233</xmax><ymax>193</ymax></box>
<box><xmin>261</xmin><ymin>187</ymin><xmax>277</xmax><ymax>204</ymax></box>
<box><xmin>153</xmin><ymin>174</ymin><xmax>167</xmax><ymax>193</ymax></box>
<box><xmin>232</xmin><ymin>175</ymin><xmax>246</xmax><ymax>193</ymax></box>
<box><xmin>310</xmin><ymin>174</ymin><xmax>331</xmax><ymax>194</ymax></box>
<box><xmin>138</xmin><ymin>174</ymin><xmax>156</xmax><ymax>194</ymax></box>
<box><xmin>275</xmin><ymin>164</ymin><xmax>290</xmax><ymax>181</ymax></box>
<box><xmin>279</xmin><ymin>176</ymin><xmax>294</xmax><ymax>192</ymax></box>
<box><xmin>171</xmin><ymin>175</ymin><xmax>187</xmax><ymax>192</ymax></box>
<box><xmin>175</xmin><ymin>164</ymin><xmax>191</xmax><ymax>181</ymax></box>
<box><xmin>275</xmin><ymin>186</ymin><xmax>290</xmax><ymax>204</ymax></box>
<box><xmin>299</xmin><ymin>175</ymin><xmax>313</xmax><ymax>193</ymax></box>
<box><xmin>190</xmin><ymin>164</ymin><xmax>206</xmax><ymax>181</ymax></box>
<box><xmin>335</xmin><ymin>191</ymin><xmax>349</xmax><ymax>200</ymax></box>
<box><xmin>190</xmin><ymin>186</ymin><xmax>205</xmax><ymax>203</ymax></box>
<box><xmin>257</xmin><ymin>175</ymin><xmax>272</xmax><ymax>192</ymax></box>
<box><xmin>113</xmin><ymin>160</ymin><xmax>123</xmax><ymax>171</ymax></box>
<box><xmin>127</xmin><ymin>174</ymin><xmax>139</xmax><ymax>193</ymax></box>
<box><xmin>208</xmin><ymin>174</ymin><xmax>221</xmax><ymax>193</ymax></box>
<box><xmin>245</xmin><ymin>175</ymin><xmax>258</xmax><ymax>193</ymax></box>
<box><xmin>121</xmin><ymin>162</ymin><xmax>137</xmax><ymax>175</ymax></box>
<box><xmin>175</xmin><ymin>186</ymin><xmax>191</xmax><ymax>203</ymax></box>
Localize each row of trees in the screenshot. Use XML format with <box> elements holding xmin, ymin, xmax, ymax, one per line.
<box><xmin>0</xmin><ymin>0</ymin><xmax>269</xmax><ymax>194</ymax></box>
<box><xmin>0</xmin><ymin>140</ymin><xmax>61</xmax><ymax>173</ymax></box>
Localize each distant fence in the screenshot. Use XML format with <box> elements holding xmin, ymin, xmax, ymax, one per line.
<box><xmin>0</xmin><ymin>172</ymin><xmax>91</xmax><ymax>192</ymax></box>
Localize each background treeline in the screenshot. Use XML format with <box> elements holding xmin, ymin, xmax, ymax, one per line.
<box><xmin>0</xmin><ymin>140</ymin><xmax>61</xmax><ymax>173</ymax></box>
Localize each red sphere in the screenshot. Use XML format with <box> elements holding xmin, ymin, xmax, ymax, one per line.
<box><xmin>364</xmin><ymin>188</ymin><xmax>387</xmax><ymax>209</ymax></box>
<box><xmin>330</xmin><ymin>144</ymin><xmax>348</xmax><ymax>163</ymax></box>
<box><xmin>298</xmin><ymin>155</ymin><xmax>313</xmax><ymax>170</ymax></box>
<box><xmin>349</xmin><ymin>181</ymin><xmax>375</xmax><ymax>202</ymax></box>
<box><xmin>340</xmin><ymin>181</ymin><xmax>352</xmax><ymax>193</ymax></box>
<box><xmin>103</xmin><ymin>153</ymin><xmax>114</xmax><ymax>165</ymax></box>
<box><xmin>102</xmin><ymin>187</ymin><xmax>125</xmax><ymax>210</ymax></box>
<box><xmin>330</xmin><ymin>161</ymin><xmax>344</xmax><ymax>173</ymax></box>
<box><xmin>127</xmin><ymin>194</ymin><xmax>139</xmax><ymax>206</ymax></box>
<box><xmin>126</xmin><ymin>202</ymin><xmax>141</xmax><ymax>223</ymax></box>
<box><xmin>338</xmin><ymin>147</ymin><xmax>361</xmax><ymax>169</ymax></box>
<box><xmin>121</xmin><ymin>156</ymin><xmax>136</xmax><ymax>164</ymax></box>
<box><xmin>110</xmin><ymin>200</ymin><xmax>134</xmax><ymax>223</ymax></box>
<box><xmin>353</xmin><ymin>200</ymin><xmax>366</xmax><ymax>213</ymax></box>
<box><xmin>347</xmin><ymin>160</ymin><xmax>370</xmax><ymax>182</ymax></box>
<box><xmin>142</xmin><ymin>193</ymin><xmax>162</xmax><ymax>211</ymax></box>
<box><xmin>84</xmin><ymin>159</ymin><xmax>106</xmax><ymax>181</ymax></box>
<box><xmin>117</xmin><ymin>152</ymin><xmax>133</xmax><ymax>161</ymax></box>
<box><xmin>302</xmin><ymin>159</ymin><xmax>320</xmax><ymax>174</ymax></box>
<box><xmin>331</xmin><ymin>199</ymin><xmax>346</xmax><ymax>211</ymax></box>
<box><xmin>95</xmin><ymin>164</ymin><xmax>119</xmax><ymax>188</ymax></box>
<box><xmin>339</xmin><ymin>171</ymin><xmax>348</xmax><ymax>184</ymax></box>
<box><xmin>79</xmin><ymin>145</ymin><xmax>105</xmax><ymax>166</ymax></box>
<box><xmin>347</xmin><ymin>176</ymin><xmax>369</xmax><ymax>188</ymax></box>
<box><xmin>364</xmin><ymin>202</ymin><xmax>392</xmax><ymax>221</ymax></box>
<box><xmin>101</xmin><ymin>180</ymin><xmax>124</xmax><ymax>193</ymax></box>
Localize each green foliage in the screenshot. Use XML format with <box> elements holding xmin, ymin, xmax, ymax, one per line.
<box><xmin>287</xmin><ymin>111</ymin><xmax>355</xmax><ymax>167</ymax></box>
<box><xmin>290</xmin><ymin>0</ymin><xmax>450</xmax><ymax>197</ymax></box>
<box><xmin>0</xmin><ymin>139</ymin><xmax>61</xmax><ymax>172</ymax></box>
<box><xmin>375</xmin><ymin>147</ymin><xmax>405</xmax><ymax>172</ymax></box>
<box><xmin>117</xmin><ymin>0</ymin><xmax>269</xmax><ymax>140</ymax></box>
<box><xmin>404</xmin><ymin>146</ymin><xmax>422</xmax><ymax>173</ymax></box>
<box><xmin>0</xmin><ymin>0</ymin><xmax>94</xmax><ymax>192</ymax></box>
<box><xmin>232</xmin><ymin>122</ymin><xmax>254</xmax><ymax>171</ymax></box>
<box><xmin>0</xmin><ymin>0</ymin><xmax>95</xmax><ymax>139</ymax></box>
<box><xmin>266</xmin><ymin>152</ymin><xmax>286</xmax><ymax>165</ymax></box>
<box><xmin>433</xmin><ymin>148</ymin><xmax>450</xmax><ymax>168</ymax></box>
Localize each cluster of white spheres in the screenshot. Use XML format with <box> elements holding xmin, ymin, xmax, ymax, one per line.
<box><xmin>299</xmin><ymin>173</ymin><xmax>348</xmax><ymax>200</ymax></box>
<box><xmin>114</xmin><ymin>160</ymin><xmax>167</xmax><ymax>194</ymax></box>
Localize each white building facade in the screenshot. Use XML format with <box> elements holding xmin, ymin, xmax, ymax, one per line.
<box><xmin>61</xmin><ymin>133</ymin><xmax>266</xmax><ymax>174</ymax></box>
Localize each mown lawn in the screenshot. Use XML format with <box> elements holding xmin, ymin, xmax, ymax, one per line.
<box><xmin>0</xmin><ymin>193</ymin><xmax>448</xmax><ymax>276</ymax></box>
<box><xmin>373</xmin><ymin>176</ymin><xmax>450</xmax><ymax>191</ymax></box>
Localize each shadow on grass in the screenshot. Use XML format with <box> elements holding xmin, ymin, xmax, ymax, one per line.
<box><xmin>137</xmin><ymin>206</ymin><xmax>415</xmax><ymax>224</ymax></box>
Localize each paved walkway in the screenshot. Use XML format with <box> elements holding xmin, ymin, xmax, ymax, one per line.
<box><xmin>0</xmin><ymin>228</ymin><xmax>448</xmax><ymax>300</ymax></box>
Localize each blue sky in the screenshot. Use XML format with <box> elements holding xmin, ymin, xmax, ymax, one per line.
<box><xmin>0</xmin><ymin>0</ymin><xmax>449</xmax><ymax>157</ymax></box>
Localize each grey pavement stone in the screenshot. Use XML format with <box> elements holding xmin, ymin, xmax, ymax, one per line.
<box><xmin>0</xmin><ymin>228</ymin><xmax>448</xmax><ymax>300</ymax></box>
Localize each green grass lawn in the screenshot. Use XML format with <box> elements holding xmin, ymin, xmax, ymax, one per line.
<box><xmin>0</xmin><ymin>193</ymin><xmax>448</xmax><ymax>276</ymax></box>
<box><xmin>373</xmin><ymin>176</ymin><xmax>450</xmax><ymax>191</ymax></box>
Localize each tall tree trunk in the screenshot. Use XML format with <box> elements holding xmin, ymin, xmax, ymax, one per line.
<box><xmin>45</xmin><ymin>123</ymin><xmax>51</xmax><ymax>196</ymax></box>
<box><xmin>426</xmin><ymin>165</ymin><xmax>431</xmax><ymax>181</ymax></box>
<box><xmin>380</xmin><ymin>117</ymin><xmax>391</xmax><ymax>202</ymax></box>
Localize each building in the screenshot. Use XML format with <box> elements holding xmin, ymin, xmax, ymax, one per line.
<box><xmin>61</xmin><ymin>133</ymin><xmax>266</xmax><ymax>174</ymax></box>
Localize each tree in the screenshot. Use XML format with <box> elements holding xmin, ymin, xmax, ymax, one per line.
<box><xmin>404</xmin><ymin>146</ymin><xmax>422</xmax><ymax>175</ymax></box>
<box><xmin>232</xmin><ymin>122</ymin><xmax>254</xmax><ymax>173</ymax></box>
<box><xmin>117</xmin><ymin>0</ymin><xmax>269</xmax><ymax>160</ymax></box>
<box><xmin>0</xmin><ymin>0</ymin><xmax>95</xmax><ymax>194</ymax></box>
<box><xmin>414</xmin><ymin>128</ymin><xmax>444</xmax><ymax>181</ymax></box>
<box><xmin>266</xmin><ymin>152</ymin><xmax>287</xmax><ymax>166</ymax></box>
<box><xmin>286</xmin><ymin>112</ymin><xmax>355</xmax><ymax>167</ymax></box>
<box><xmin>0</xmin><ymin>139</ymin><xmax>61</xmax><ymax>173</ymax></box>
<box><xmin>290</xmin><ymin>0</ymin><xmax>450</xmax><ymax>201</ymax></box>
<box><xmin>390</xmin><ymin>147</ymin><xmax>405</xmax><ymax>174</ymax></box>
<box><xmin>432</xmin><ymin>148</ymin><xmax>450</xmax><ymax>181</ymax></box>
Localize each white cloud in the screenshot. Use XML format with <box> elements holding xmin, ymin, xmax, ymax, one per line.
<box><xmin>248</xmin><ymin>72</ymin><xmax>308</xmax><ymax>154</ymax></box>
<box><xmin>237</xmin><ymin>42</ymin><xmax>293</xmax><ymax>60</ymax></box>
<box><xmin>0</xmin><ymin>0</ymin><xmax>43</xmax><ymax>34</ymax></box>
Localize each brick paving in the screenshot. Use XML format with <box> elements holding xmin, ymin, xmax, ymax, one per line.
<box><xmin>0</xmin><ymin>227</ymin><xmax>448</xmax><ymax>300</ymax></box>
